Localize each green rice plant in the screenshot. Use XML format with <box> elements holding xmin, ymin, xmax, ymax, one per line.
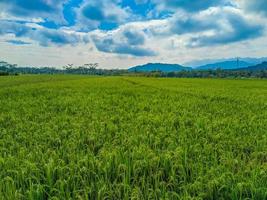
<box><xmin>0</xmin><ymin>75</ymin><xmax>266</xmax><ymax>199</ymax></box>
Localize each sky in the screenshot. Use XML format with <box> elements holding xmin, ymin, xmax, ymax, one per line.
<box><xmin>0</xmin><ymin>0</ymin><xmax>267</xmax><ymax>68</ymax></box>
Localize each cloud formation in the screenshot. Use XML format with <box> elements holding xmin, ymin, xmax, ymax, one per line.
<box><xmin>239</xmin><ymin>0</ymin><xmax>267</xmax><ymax>17</ymax></box>
<box><xmin>0</xmin><ymin>20</ymin><xmax>89</xmax><ymax>46</ymax></box>
<box><xmin>76</xmin><ymin>0</ymin><xmax>130</xmax><ymax>31</ymax></box>
<box><xmin>152</xmin><ymin>0</ymin><xmax>232</xmax><ymax>14</ymax></box>
<box><xmin>167</xmin><ymin>7</ymin><xmax>264</xmax><ymax>47</ymax></box>
<box><xmin>5</xmin><ymin>39</ymin><xmax>31</xmax><ymax>45</ymax></box>
<box><xmin>0</xmin><ymin>0</ymin><xmax>67</xmax><ymax>23</ymax></box>
<box><xmin>0</xmin><ymin>0</ymin><xmax>266</xmax><ymax>60</ymax></box>
<box><xmin>92</xmin><ymin>27</ymin><xmax>156</xmax><ymax>56</ymax></box>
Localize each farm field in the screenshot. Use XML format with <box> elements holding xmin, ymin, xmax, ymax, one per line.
<box><xmin>0</xmin><ymin>75</ymin><xmax>266</xmax><ymax>199</ymax></box>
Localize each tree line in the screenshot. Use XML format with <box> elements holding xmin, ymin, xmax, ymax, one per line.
<box><xmin>1</xmin><ymin>60</ymin><xmax>266</xmax><ymax>78</ymax></box>
<box><xmin>0</xmin><ymin>61</ymin><xmax>127</xmax><ymax>76</ymax></box>
<box><xmin>140</xmin><ymin>69</ymin><xmax>267</xmax><ymax>78</ymax></box>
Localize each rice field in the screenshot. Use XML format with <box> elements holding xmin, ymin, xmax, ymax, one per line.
<box><xmin>0</xmin><ymin>75</ymin><xmax>266</xmax><ymax>199</ymax></box>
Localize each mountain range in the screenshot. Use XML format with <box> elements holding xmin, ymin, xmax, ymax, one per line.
<box><xmin>128</xmin><ymin>58</ymin><xmax>267</xmax><ymax>72</ymax></box>
<box><xmin>236</xmin><ymin>61</ymin><xmax>267</xmax><ymax>71</ymax></box>
<box><xmin>183</xmin><ymin>57</ymin><xmax>267</xmax><ymax>67</ymax></box>
<box><xmin>195</xmin><ymin>60</ymin><xmax>252</xmax><ymax>70</ymax></box>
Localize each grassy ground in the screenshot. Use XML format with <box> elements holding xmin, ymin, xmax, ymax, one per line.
<box><xmin>0</xmin><ymin>75</ymin><xmax>266</xmax><ymax>199</ymax></box>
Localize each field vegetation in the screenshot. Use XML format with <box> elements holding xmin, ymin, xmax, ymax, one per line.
<box><xmin>0</xmin><ymin>75</ymin><xmax>266</xmax><ymax>199</ymax></box>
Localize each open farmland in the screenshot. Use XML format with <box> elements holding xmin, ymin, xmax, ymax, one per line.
<box><xmin>0</xmin><ymin>75</ymin><xmax>266</xmax><ymax>199</ymax></box>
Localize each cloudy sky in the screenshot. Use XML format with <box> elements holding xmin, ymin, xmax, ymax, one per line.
<box><xmin>0</xmin><ymin>0</ymin><xmax>267</xmax><ymax>68</ymax></box>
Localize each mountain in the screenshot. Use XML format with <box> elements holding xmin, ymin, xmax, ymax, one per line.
<box><xmin>240</xmin><ymin>57</ymin><xmax>267</xmax><ymax>65</ymax></box>
<box><xmin>237</xmin><ymin>61</ymin><xmax>267</xmax><ymax>71</ymax></box>
<box><xmin>128</xmin><ymin>63</ymin><xmax>191</xmax><ymax>72</ymax></box>
<box><xmin>184</xmin><ymin>57</ymin><xmax>267</xmax><ymax>67</ymax></box>
<box><xmin>184</xmin><ymin>58</ymin><xmax>230</xmax><ymax>68</ymax></box>
<box><xmin>128</xmin><ymin>60</ymin><xmax>267</xmax><ymax>73</ymax></box>
<box><xmin>195</xmin><ymin>60</ymin><xmax>252</xmax><ymax>70</ymax></box>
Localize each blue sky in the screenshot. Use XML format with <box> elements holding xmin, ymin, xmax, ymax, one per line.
<box><xmin>0</xmin><ymin>0</ymin><xmax>267</xmax><ymax>68</ymax></box>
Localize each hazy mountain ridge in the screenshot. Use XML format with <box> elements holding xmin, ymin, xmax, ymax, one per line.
<box><xmin>237</xmin><ymin>61</ymin><xmax>267</xmax><ymax>71</ymax></box>
<box><xmin>184</xmin><ymin>57</ymin><xmax>267</xmax><ymax>67</ymax></box>
<box><xmin>129</xmin><ymin>58</ymin><xmax>267</xmax><ymax>72</ymax></box>
<box><xmin>195</xmin><ymin>60</ymin><xmax>252</xmax><ymax>70</ymax></box>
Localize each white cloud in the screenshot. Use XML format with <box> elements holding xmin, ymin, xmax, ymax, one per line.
<box><xmin>0</xmin><ymin>0</ymin><xmax>267</xmax><ymax>68</ymax></box>
<box><xmin>0</xmin><ymin>0</ymin><xmax>67</xmax><ymax>24</ymax></box>
<box><xmin>238</xmin><ymin>0</ymin><xmax>267</xmax><ymax>17</ymax></box>
<box><xmin>75</xmin><ymin>0</ymin><xmax>131</xmax><ymax>31</ymax></box>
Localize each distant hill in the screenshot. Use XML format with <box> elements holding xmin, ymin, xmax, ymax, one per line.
<box><xmin>184</xmin><ymin>57</ymin><xmax>267</xmax><ymax>67</ymax></box>
<box><xmin>195</xmin><ymin>60</ymin><xmax>252</xmax><ymax>70</ymax></box>
<box><xmin>128</xmin><ymin>63</ymin><xmax>191</xmax><ymax>72</ymax></box>
<box><xmin>128</xmin><ymin>60</ymin><xmax>267</xmax><ymax>73</ymax></box>
<box><xmin>237</xmin><ymin>61</ymin><xmax>267</xmax><ymax>71</ymax></box>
